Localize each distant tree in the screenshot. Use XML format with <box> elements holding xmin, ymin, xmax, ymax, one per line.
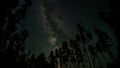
<box><xmin>36</xmin><ymin>53</ymin><xmax>50</xmax><ymax>68</ymax></box>
<box><xmin>49</xmin><ymin>51</ymin><xmax>56</xmax><ymax>68</ymax></box>
<box><xmin>77</xmin><ymin>24</ymin><xmax>92</xmax><ymax>68</ymax></box>
<box><xmin>60</xmin><ymin>41</ymin><xmax>70</xmax><ymax>68</ymax></box>
<box><xmin>29</xmin><ymin>54</ymin><xmax>36</xmax><ymax>68</ymax></box>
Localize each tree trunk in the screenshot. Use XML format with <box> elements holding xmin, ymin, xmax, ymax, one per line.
<box><xmin>97</xmin><ymin>52</ymin><xmax>107</xmax><ymax>68</ymax></box>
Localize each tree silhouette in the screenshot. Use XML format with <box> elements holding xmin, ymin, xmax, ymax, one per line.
<box><xmin>60</xmin><ymin>41</ymin><xmax>70</xmax><ymax>68</ymax></box>
<box><xmin>44</xmin><ymin>22</ymin><xmax>118</xmax><ymax>68</ymax></box>
<box><xmin>94</xmin><ymin>28</ymin><xmax>117</xmax><ymax>68</ymax></box>
<box><xmin>49</xmin><ymin>51</ymin><xmax>56</xmax><ymax>68</ymax></box>
<box><xmin>36</xmin><ymin>53</ymin><xmax>50</xmax><ymax>68</ymax></box>
<box><xmin>98</xmin><ymin>0</ymin><xmax>120</xmax><ymax>67</ymax></box>
<box><xmin>0</xmin><ymin>0</ymin><xmax>32</xmax><ymax>68</ymax></box>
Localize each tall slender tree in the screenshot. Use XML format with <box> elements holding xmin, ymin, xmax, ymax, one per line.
<box><xmin>98</xmin><ymin>0</ymin><xmax>120</xmax><ymax>67</ymax></box>
<box><xmin>0</xmin><ymin>0</ymin><xmax>32</xmax><ymax>68</ymax></box>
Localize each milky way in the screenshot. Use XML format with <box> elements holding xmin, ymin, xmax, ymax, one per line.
<box><xmin>40</xmin><ymin>0</ymin><xmax>68</xmax><ymax>49</ymax></box>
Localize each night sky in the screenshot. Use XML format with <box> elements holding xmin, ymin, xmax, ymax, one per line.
<box><xmin>18</xmin><ymin>0</ymin><xmax>118</xmax><ymax>57</ymax></box>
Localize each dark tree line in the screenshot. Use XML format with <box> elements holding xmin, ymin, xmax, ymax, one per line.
<box><xmin>0</xmin><ymin>0</ymin><xmax>119</xmax><ymax>68</ymax></box>
<box><xmin>49</xmin><ymin>23</ymin><xmax>116</xmax><ymax>68</ymax></box>
<box><xmin>42</xmin><ymin>22</ymin><xmax>116</xmax><ymax>68</ymax></box>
